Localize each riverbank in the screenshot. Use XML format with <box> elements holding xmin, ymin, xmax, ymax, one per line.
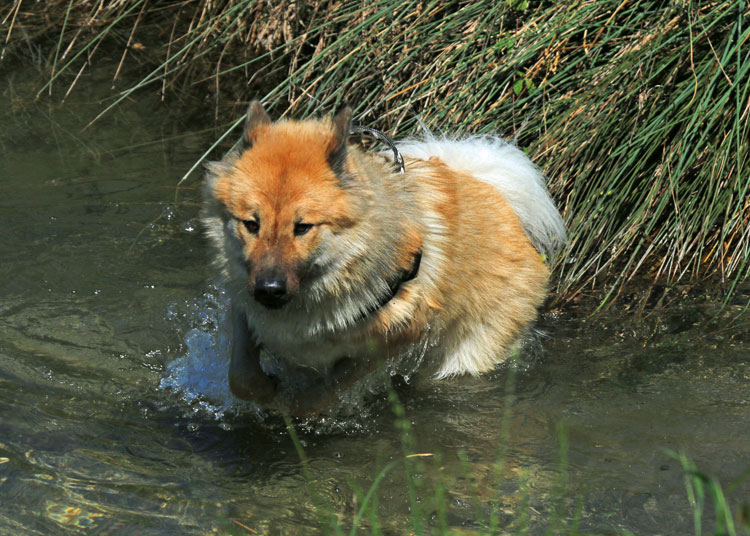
<box><xmin>2</xmin><ymin>0</ymin><xmax>747</xmax><ymax>307</ymax></box>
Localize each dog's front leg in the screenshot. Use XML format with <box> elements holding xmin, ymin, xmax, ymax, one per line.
<box><xmin>228</xmin><ymin>306</ymin><xmax>277</xmax><ymax>404</ymax></box>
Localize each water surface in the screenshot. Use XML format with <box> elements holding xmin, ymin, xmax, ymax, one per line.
<box><xmin>1</xmin><ymin>66</ymin><xmax>749</xmax><ymax>535</ymax></box>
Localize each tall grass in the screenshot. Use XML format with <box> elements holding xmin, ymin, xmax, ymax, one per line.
<box><xmin>1</xmin><ymin>0</ymin><xmax>747</xmax><ymax>304</ymax></box>
<box><xmin>278</xmin><ymin>375</ymin><xmax>750</xmax><ymax>534</ymax></box>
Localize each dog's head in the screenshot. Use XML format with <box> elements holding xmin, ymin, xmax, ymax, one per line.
<box><xmin>206</xmin><ymin>102</ymin><xmax>361</xmax><ymax>309</ymax></box>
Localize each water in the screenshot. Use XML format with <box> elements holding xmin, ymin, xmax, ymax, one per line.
<box><xmin>1</xmin><ymin>64</ymin><xmax>750</xmax><ymax>535</ymax></box>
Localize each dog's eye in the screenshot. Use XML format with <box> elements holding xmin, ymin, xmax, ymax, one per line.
<box><xmin>293</xmin><ymin>222</ymin><xmax>313</xmax><ymax>236</ymax></box>
<box><xmin>243</xmin><ymin>220</ymin><xmax>260</xmax><ymax>234</ymax></box>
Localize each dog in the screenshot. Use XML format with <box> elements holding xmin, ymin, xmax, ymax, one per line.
<box><xmin>201</xmin><ymin>101</ymin><xmax>566</xmax><ymax>414</ymax></box>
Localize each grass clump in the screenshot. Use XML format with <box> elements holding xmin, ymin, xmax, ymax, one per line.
<box><xmin>1</xmin><ymin>0</ymin><xmax>748</xmax><ymax>305</ymax></box>
<box><xmin>672</xmin><ymin>451</ymin><xmax>750</xmax><ymax>536</ymax></box>
<box><xmin>278</xmin><ymin>377</ymin><xmax>750</xmax><ymax>534</ymax></box>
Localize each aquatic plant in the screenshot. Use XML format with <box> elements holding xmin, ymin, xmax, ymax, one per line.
<box><xmin>670</xmin><ymin>450</ymin><xmax>750</xmax><ymax>536</ymax></box>
<box><xmin>277</xmin><ymin>375</ymin><xmax>750</xmax><ymax>535</ymax></box>
<box><xmin>2</xmin><ymin>0</ymin><xmax>747</xmax><ymax>305</ymax></box>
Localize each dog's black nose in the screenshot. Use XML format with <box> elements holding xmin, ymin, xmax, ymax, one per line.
<box><xmin>254</xmin><ymin>277</ymin><xmax>288</xmax><ymax>308</ymax></box>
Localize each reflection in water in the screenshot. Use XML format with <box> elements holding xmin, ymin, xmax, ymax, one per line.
<box><xmin>46</xmin><ymin>504</ymin><xmax>103</xmax><ymax>529</ymax></box>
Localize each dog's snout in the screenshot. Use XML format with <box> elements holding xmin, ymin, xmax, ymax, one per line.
<box><xmin>256</xmin><ymin>277</ymin><xmax>286</xmax><ymax>297</ymax></box>
<box><xmin>254</xmin><ymin>275</ymin><xmax>289</xmax><ymax>308</ymax></box>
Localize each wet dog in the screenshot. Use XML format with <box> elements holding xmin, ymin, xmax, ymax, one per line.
<box><xmin>201</xmin><ymin>102</ymin><xmax>566</xmax><ymax>414</ymax></box>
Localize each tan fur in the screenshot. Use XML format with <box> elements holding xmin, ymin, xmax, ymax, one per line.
<box><xmin>202</xmin><ymin>104</ymin><xmax>559</xmax><ymax>410</ymax></box>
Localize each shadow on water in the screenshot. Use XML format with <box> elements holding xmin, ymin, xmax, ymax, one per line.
<box><xmin>1</xmin><ymin>61</ymin><xmax>750</xmax><ymax>535</ymax></box>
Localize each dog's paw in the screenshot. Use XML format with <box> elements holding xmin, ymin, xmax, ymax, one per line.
<box><xmin>229</xmin><ymin>368</ymin><xmax>278</xmax><ymax>404</ymax></box>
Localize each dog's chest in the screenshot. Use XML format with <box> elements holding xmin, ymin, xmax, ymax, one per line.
<box><xmin>244</xmin><ymin>305</ymin><xmax>382</xmax><ymax>371</ymax></box>
<box><xmin>256</xmin><ymin>324</ymin><xmax>382</xmax><ymax>371</ymax></box>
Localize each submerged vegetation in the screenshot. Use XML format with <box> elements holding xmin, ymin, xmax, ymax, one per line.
<box><xmin>1</xmin><ymin>0</ymin><xmax>747</xmax><ymax>303</ymax></box>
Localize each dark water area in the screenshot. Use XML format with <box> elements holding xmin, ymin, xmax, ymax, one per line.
<box><xmin>1</xmin><ymin>62</ymin><xmax>750</xmax><ymax>535</ymax></box>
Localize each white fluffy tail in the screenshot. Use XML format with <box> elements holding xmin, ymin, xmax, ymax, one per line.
<box><xmin>397</xmin><ymin>135</ymin><xmax>567</xmax><ymax>258</ymax></box>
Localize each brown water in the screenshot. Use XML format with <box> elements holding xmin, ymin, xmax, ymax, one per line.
<box><xmin>1</xmin><ymin>65</ymin><xmax>749</xmax><ymax>535</ymax></box>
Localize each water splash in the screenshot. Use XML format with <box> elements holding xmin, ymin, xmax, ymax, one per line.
<box><xmin>159</xmin><ymin>286</ymin><xmax>434</xmax><ymax>427</ymax></box>
<box><xmin>159</xmin><ymin>289</ymin><xmax>256</xmax><ymax>420</ymax></box>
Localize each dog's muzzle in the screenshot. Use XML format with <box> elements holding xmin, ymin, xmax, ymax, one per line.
<box><xmin>253</xmin><ymin>276</ymin><xmax>290</xmax><ymax>309</ymax></box>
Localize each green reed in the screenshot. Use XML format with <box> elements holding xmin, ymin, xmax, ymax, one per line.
<box><xmin>2</xmin><ymin>0</ymin><xmax>747</xmax><ymax>305</ymax></box>
<box><xmin>282</xmin><ymin>400</ymin><xmax>749</xmax><ymax>535</ymax></box>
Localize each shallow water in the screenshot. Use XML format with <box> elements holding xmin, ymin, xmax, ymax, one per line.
<box><xmin>1</xmin><ymin>66</ymin><xmax>749</xmax><ymax>535</ymax></box>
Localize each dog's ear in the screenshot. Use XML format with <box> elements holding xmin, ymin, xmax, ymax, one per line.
<box><xmin>241</xmin><ymin>100</ymin><xmax>271</xmax><ymax>150</ymax></box>
<box><xmin>328</xmin><ymin>105</ymin><xmax>352</xmax><ymax>177</ymax></box>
